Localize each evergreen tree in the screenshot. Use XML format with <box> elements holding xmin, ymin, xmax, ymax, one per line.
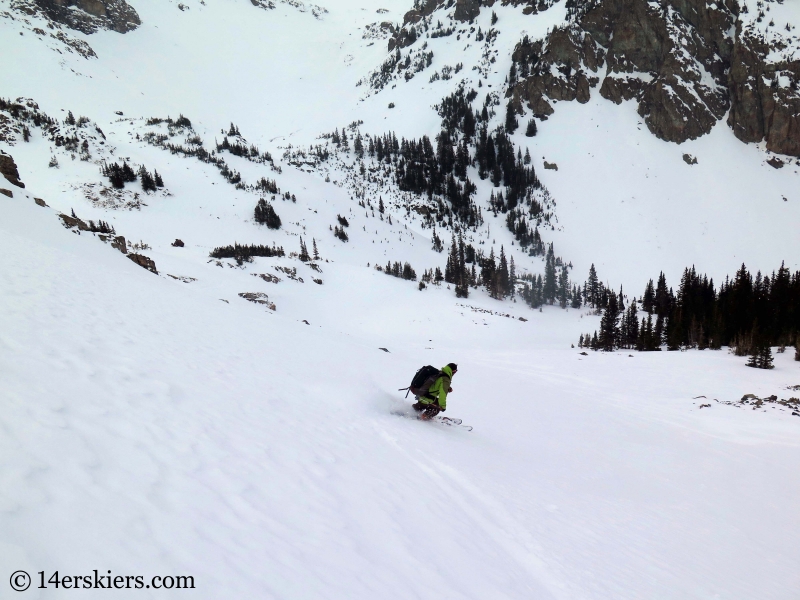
<box><xmin>645</xmin><ymin>314</ymin><xmax>657</xmax><ymax>350</ymax></box>
<box><xmin>598</xmin><ymin>293</ymin><xmax>620</xmax><ymax>351</ymax></box>
<box><xmin>455</xmin><ymin>234</ymin><xmax>469</xmax><ymax>298</ymax></box>
<box><xmin>65</xmin><ymin>110</ymin><xmax>76</xmax><ymax>126</ymax></box>
<box><xmin>154</xmin><ymin>170</ymin><xmax>164</xmax><ymax>188</ymax></box>
<box><xmin>557</xmin><ymin>265</ymin><xmax>569</xmax><ymax>308</ymax></box>
<box><xmin>525</xmin><ymin>118</ymin><xmax>537</xmax><ymax>137</ymax></box>
<box><xmin>354</xmin><ymin>133</ymin><xmax>364</xmax><ymax>158</ymax></box>
<box><xmin>655</xmin><ymin>272</ymin><xmax>671</xmax><ymax>318</ymax></box>
<box><xmin>139</xmin><ymin>166</ymin><xmax>157</xmax><ymax>192</ymax></box>
<box><xmin>121</xmin><ymin>161</ymin><xmax>136</xmax><ymax>182</ymax></box>
<box><xmin>623</xmin><ymin>300</ymin><xmax>639</xmax><ymax>348</ymax></box>
<box><xmin>760</xmin><ymin>346</ymin><xmax>775</xmax><ymax>369</ymax></box>
<box><xmin>570</xmin><ymin>284</ymin><xmax>582</xmax><ymax>309</ymax></box>
<box><xmin>509</xmin><ymin>255</ymin><xmax>516</xmax><ymax>298</ymax></box>
<box><xmin>543</xmin><ymin>245</ymin><xmax>557</xmax><ymax>304</ymax></box>
<box><xmin>254</xmin><ymin>198</ymin><xmax>282</xmax><ymax>229</ymax></box>
<box><xmin>497</xmin><ymin>246</ymin><xmax>510</xmax><ymax>298</ymax></box>
<box><xmin>312</xmin><ymin>238</ymin><xmax>320</xmax><ymax>260</ymax></box>
<box><xmin>483</xmin><ymin>247</ymin><xmax>497</xmax><ymax>297</ymax></box>
<box><xmin>504</xmin><ymin>101</ymin><xmax>518</xmax><ymax>134</ymax></box>
<box><xmin>587</xmin><ymin>263</ymin><xmax>599</xmax><ymax>308</ymax></box>
<box><xmin>445</xmin><ymin>235</ymin><xmax>458</xmax><ymax>284</ymax></box>
<box><xmin>299</xmin><ymin>237</ymin><xmax>310</xmax><ymax>262</ymax></box>
<box><xmin>746</xmin><ymin>346</ymin><xmax>760</xmax><ymax>368</ymax></box>
<box><xmin>642</xmin><ymin>279</ymin><xmax>655</xmax><ymax>313</ymax></box>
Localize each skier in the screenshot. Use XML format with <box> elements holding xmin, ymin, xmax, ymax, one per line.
<box><xmin>412</xmin><ymin>363</ymin><xmax>457</xmax><ymax>420</ymax></box>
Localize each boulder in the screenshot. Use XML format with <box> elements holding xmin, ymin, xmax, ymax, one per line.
<box><xmin>34</xmin><ymin>198</ymin><xmax>48</xmax><ymax>207</ymax></box>
<box><xmin>767</xmin><ymin>157</ymin><xmax>784</xmax><ymax>169</ymax></box>
<box><xmin>0</xmin><ymin>188</ymin><xmax>13</xmax><ymax>198</ymax></box>
<box><xmin>172</xmin><ymin>239</ymin><xmax>185</xmax><ymax>247</ymax></box>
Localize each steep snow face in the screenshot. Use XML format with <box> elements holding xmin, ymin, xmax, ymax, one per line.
<box><xmin>2</xmin><ymin>171</ymin><xmax>800</xmax><ymax>600</ymax></box>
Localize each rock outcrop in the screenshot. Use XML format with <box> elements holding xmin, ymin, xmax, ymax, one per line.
<box><xmin>503</xmin><ymin>0</ymin><xmax>800</xmax><ymax>155</ymax></box>
<box><xmin>728</xmin><ymin>28</ymin><xmax>800</xmax><ymax>156</ymax></box>
<box><xmin>0</xmin><ymin>153</ymin><xmax>24</xmax><ymax>188</ymax></box>
<box><xmin>23</xmin><ymin>0</ymin><xmax>141</xmax><ymax>34</ymax></box>
<box><xmin>128</xmin><ymin>253</ymin><xmax>158</xmax><ymax>274</ymax></box>
<box><xmin>388</xmin><ymin>0</ymin><xmax>800</xmax><ymax>155</ymax></box>
<box><xmin>509</xmin><ymin>0</ymin><xmax>733</xmax><ymax>144</ymax></box>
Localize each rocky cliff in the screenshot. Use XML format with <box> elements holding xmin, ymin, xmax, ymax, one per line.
<box><xmin>389</xmin><ymin>0</ymin><xmax>800</xmax><ymax>156</ymax></box>
<box><xmin>12</xmin><ymin>0</ymin><xmax>141</xmax><ymax>34</ymax></box>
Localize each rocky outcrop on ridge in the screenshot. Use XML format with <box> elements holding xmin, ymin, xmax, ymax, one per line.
<box><xmin>509</xmin><ymin>0</ymin><xmax>800</xmax><ymax>154</ymax></box>
<box><xmin>387</xmin><ymin>0</ymin><xmax>800</xmax><ymax>156</ymax></box>
<box><xmin>12</xmin><ymin>0</ymin><xmax>141</xmax><ymax>34</ymax></box>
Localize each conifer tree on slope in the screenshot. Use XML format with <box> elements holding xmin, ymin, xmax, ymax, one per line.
<box><xmin>543</xmin><ymin>245</ymin><xmax>557</xmax><ymax>304</ymax></box>
<box><xmin>558</xmin><ymin>265</ymin><xmax>569</xmax><ymax>308</ymax></box>
<box><xmin>586</xmin><ymin>263</ymin><xmax>599</xmax><ymax>308</ymax></box>
<box><xmin>598</xmin><ymin>293</ymin><xmax>620</xmax><ymax>351</ymax></box>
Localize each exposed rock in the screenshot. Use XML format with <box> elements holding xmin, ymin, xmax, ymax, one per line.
<box><xmin>453</xmin><ymin>0</ymin><xmax>481</xmax><ymax>22</ymax></box>
<box><xmin>239</xmin><ymin>292</ymin><xmax>276</xmax><ymax>310</ymax></box>
<box><xmin>25</xmin><ymin>0</ymin><xmax>141</xmax><ymax>34</ymax></box>
<box><xmin>510</xmin><ymin>0</ymin><xmax>734</xmax><ymax>145</ymax></box>
<box><xmin>728</xmin><ymin>29</ymin><xmax>800</xmax><ymax>156</ymax></box>
<box><xmin>128</xmin><ymin>252</ymin><xmax>158</xmax><ymax>274</ymax></box>
<box><xmin>387</xmin><ymin>0</ymin><xmax>437</xmax><ymax>50</ymax></box>
<box><xmin>97</xmin><ymin>234</ymin><xmax>127</xmax><ymax>254</ymax></box>
<box><xmin>767</xmin><ymin>157</ymin><xmax>784</xmax><ymax>169</ymax></box>
<box><xmin>599</xmin><ymin>76</ymin><xmax>645</xmax><ymax>104</ymax></box>
<box><xmin>111</xmin><ymin>235</ymin><xmax>127</xmax><ymax>253</ymax></box>
<box><xmin>172</xmin><ymin>238</ymin><xmax>185</xmax><ymax>247</ymax></box>
<box><xmin>58</xmin><ymin>213</ymin><xmax>91</xmax><ymax>231</ymax></box>
<box><xmin>253</xmin><ymin>273</ymin><xmax>281</xmax><ymax>284</ymax></box>
<box><xmin>682</xmin><ymin>153</ymin><xmax>698</xmax><ymax>165</ymax></box>
<box><xmin>0</xmin><ymin>153</ymin><xmax>24</xmax><ymax>188</ymax></box>
<box><xmin>167</xmin><ymin>274</ymin><xmax>196</xmax><ymax>283</ymax></box>
<box><xmin>637</xmin><ymin>75</ymin><xmax>727</xmax><ymax>144</ymax></box>
<box><xmin>513</xmin><ymin>27</ymin><xmax>599</xmax><ymax>118</ymax></box>
<box><xmin>544</xmin><ymin>161</ymin><xmax>558</xmax><ymax>171</ymax></box>
<box><xmin>0</xmin><ymin>188</ymin><xmax>13</xmax><ymax>198</ymax></box>
<box><xmin>34</xmin><ymin>197</ymin><xmax>48</xmax><ymax>207</ymax></box>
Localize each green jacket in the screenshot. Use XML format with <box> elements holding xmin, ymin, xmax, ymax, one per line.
<box><xmin>421</xmin><ymin>365</ymin><xmax>454</xmax><ymax>409</ymax></box>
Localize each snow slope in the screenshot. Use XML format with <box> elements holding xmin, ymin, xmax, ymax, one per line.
<box><xmin>2</xmin><ymin>0</ymin><xmax>799</xmax><ymax>289</ymax></box>
<box><xmin>2</xmin><ymin>165</ymin><xmax>800</xmax><ymax>600</ymax></box>
<box><xmin>1</xmin><ymin>0</ymin><xmax>800</xmax><ymax>597</ymax></box>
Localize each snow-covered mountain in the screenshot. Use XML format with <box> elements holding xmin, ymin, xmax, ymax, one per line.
<box><xmin>1</xmin><ymin>0</ymin><xmax>800</xmax><ymax>598</ymax></box>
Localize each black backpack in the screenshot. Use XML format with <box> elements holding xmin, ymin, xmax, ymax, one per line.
<box><xmin>400</xmin><ymin>365</ymin><xmax>441</xmax><ymax>398</ymax></box>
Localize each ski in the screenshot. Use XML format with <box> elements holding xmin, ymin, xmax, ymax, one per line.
<box><xmin>438</xmin><ymin>416</ymin><xmax>472</xmax><ymax>431</ymax></box>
